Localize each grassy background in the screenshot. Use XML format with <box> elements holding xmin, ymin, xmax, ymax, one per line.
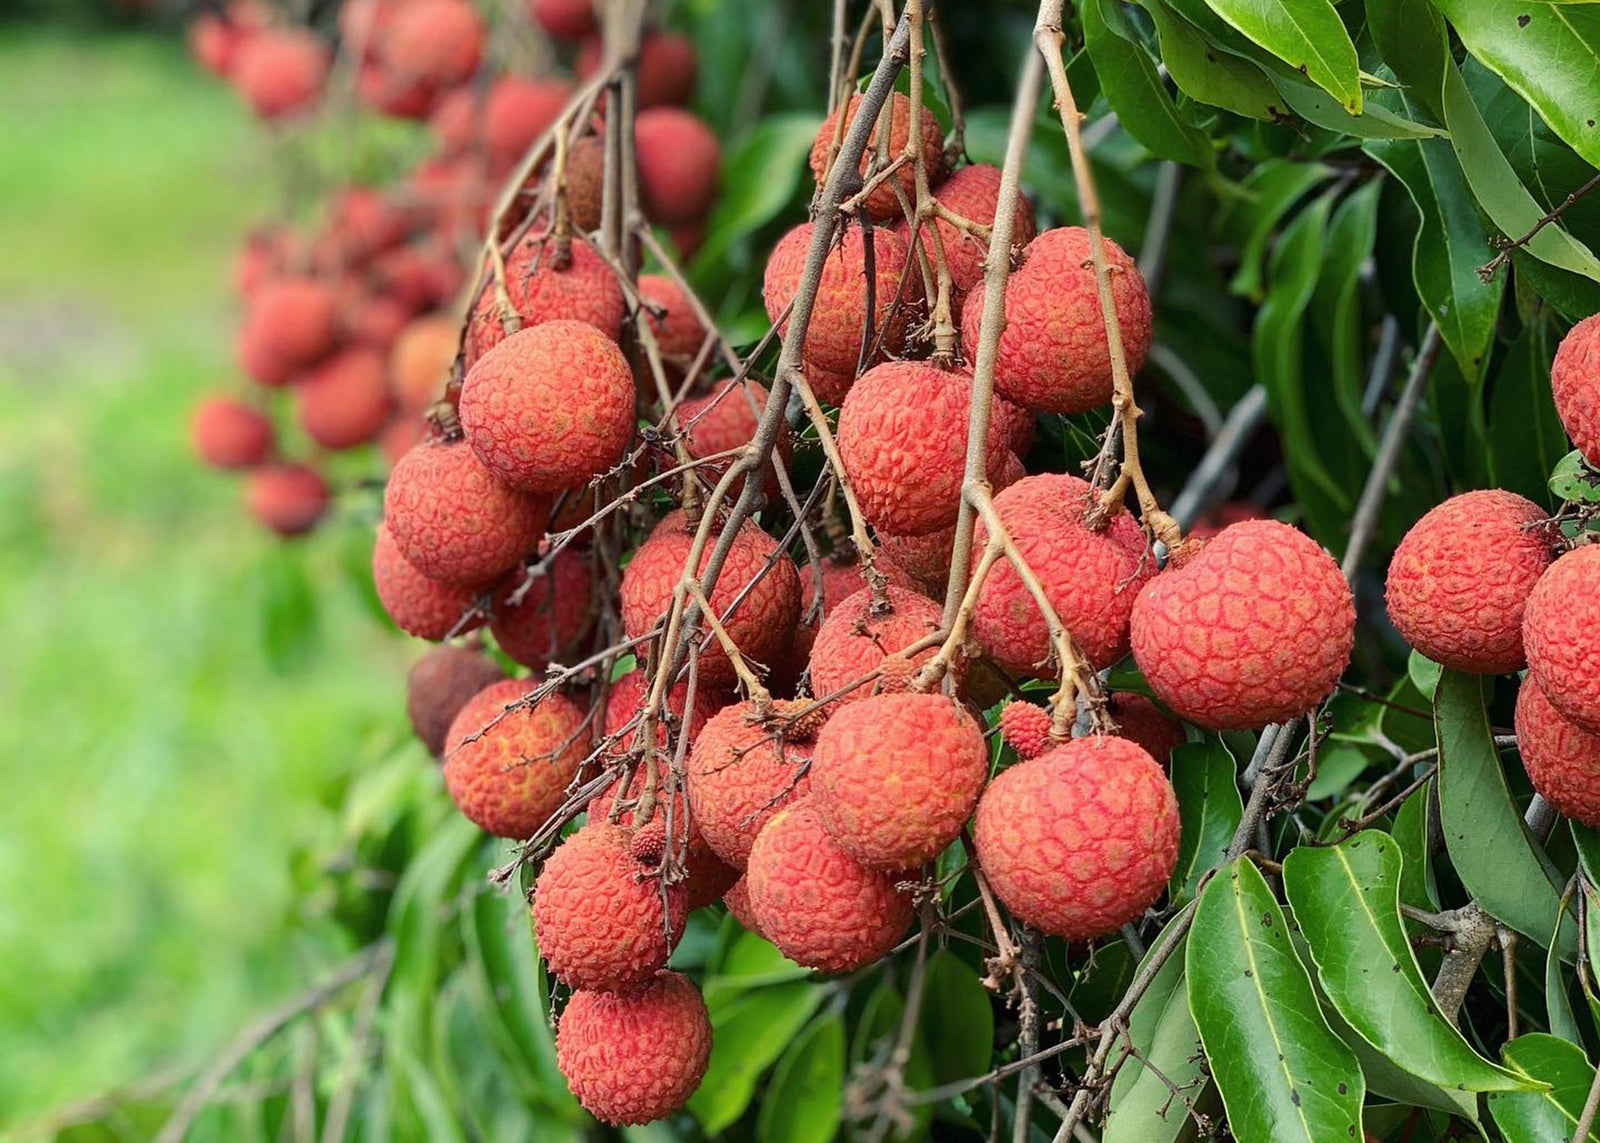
<box><xmin>0</xmin><ymin>30</ymin><xmax>423</xmax><ymax>1130</ymax></box>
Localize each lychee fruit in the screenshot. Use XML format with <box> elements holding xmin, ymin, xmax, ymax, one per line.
<box><xmin>575</xmin><ymin>31</ymin><xmax>697</xmax><ymax>108</ymax></box>
<box><xmin>444</xmin><ymin>678</ymin><xmax>590</xmax><ymax>838</ymax></box>
<box><xmin>1131</xmin><ymin>519</ymin><xmax>1355</xmax><ymax>730</ymax></box>
<box><xmin>1108</xmin><ymin>692</ymin><xmax>1185</xmax><ymax>764</ymax></box>
<box><xmin>295</xmin><ymin>346</ymin><xmax>393</xmax><ymax>449</ymax></box>
<box><xmin>1384</xmin><ymin>489</ymin><xmax>1555</xmax><ymax>674</ymax></box>
<box><xmin>588</xmin><ymin>760</ymin><xmax>739</xmax><ymax>913</ymax></box>
<box><xmin>638</xmin><ymin>273</ymin><xmax>704</xmax><ymax>360</ymax></box>
<box><xmin>232</xmin><ymin>28</ymin><xmax>330</xmax><ymax>119</ymax></box>
<box><xmin>745</xmin><ymin>800</ymin><xmax>913</xmax><ymax>972</ymax></box>
<box><xmin>635</xmin><ymin>108</ymin><xmax>720</xmax><ymax>225</ymax></box>
<box><xmin>555</xmin><ymin>971</ymin><xmax>711</xmax><ymax>1125</ymax></box>
<box><xmin>808</xmin><ymin>585</ymin><xmax>944</xmax><ymax>706</ymax></box>
<box><xmin>1515</xmin><ymin>677</ymin><xmax>1600</xmax><ymax>829</ymax></box>
<box><xmin>490</xmin><ymin>547</ymin><xmax>596</xmax><ymax>669</ymax></box>
<box><xmin>973</xmin><ymin>735</ymin><xmax>1179</xmax><ymax>940</ymax></box>
<box><xmin>812</xmin><ymin>693</ymin><xmax>987</xmax><ymax>868</ymax></box>
<box><xmin>601</xmin><ymin>667</ymin><xmax>731</xmax><ymax>756</ymax></box>
<box><xmin>463</xmin><ymin>235</ymin><xmax>624</xmax><ymax>366</ymax></box>
<box><xmin>373</xmin><ymin>523</ymin><xmax>486</xmax><ymax>640</ymax></box>
<box><xmin>189</xmin><ymin>11</ymin><xmax>244</xmax><ymax>76</ymax></box>
<box><xmin>560</xmin><ymin>134</ymin><xmax>606</xmax><ymax>233</ymax></box>
<box><xmin>529</xmin><ymin>0</ymin><xmax>596</xmax><ymax>41</ymax></box>
<box><xmin>378</xmin><ymin>0</ymin><xmax>483</xmax><ymax>89</ymax></box>
<box><xmin>532</xmin><ymin>821</ymin><xmax>687</xmax><ymax>991</ymax></box>
<box><xmin>327</xmin><ymin>186</ymin><xmax>409</xmax><ymax>263</ymax></box>
<box><xmin>687</xmin><ymin>699</ymin><xmax>819</xmax><ymax>869</ymax></box>
<box><xmin>1553</xmin><ymin>313</ymin><xmax>1600</xmax><ymax>467</ymax></box>
<box><xmin>677</xmin><ymin>379</ymin><xmax>793</xmax><ymax>503</ymax></box>
<box><xmin>787</xmin><ymin>552</ymin><xmax>920</xmax><ymax>672</ymax></box>
<box><xmin>245</xmin><ymin>463</ymin><xmax>329</xmax><ymax>535</ymax></box>
<box><xmin>809</xmin><ymin>92</ymin><xmax>944</xmax><ymax>220</ymax></box>
<box><xmin>1523</xmin><ymin>545</ymin><xmax>1600</xmax><ymax>734</ymax></box>
<box><xmin>892</xmin><ymin>163</ymin><xmax>1038</xmax><ymax>299</ymax></box>
<box><xmin>406</xmin><ymin>643</ymin><xmax>504</xmax><ymax>756</ymax></box>
<box><xmin>243</xmin><ymin>276</ymin><xmax>340</xmax><ymax>374</ymax></box>
<box><xmin>191</xmin><ymin>396</ymin><xmax>274</xmax><ymax>469</ymax></box>
<box><xmin>961</xmin><ymin>227</ymin><xmax>1151</xmax><ymax>414</ymax></box>
<box><xmin>999</xmin><ymin>701</ymin><xmax>1054</xmax><ymax>760</ymax></box>
<box><xmin>484</xmin><ymin>76</ymin><xmax>571</xmax><ymax>171</ymax></box>
<box><xmin>390</xmin><ymin>314</ymin><xmax>458</xmax><ymax>414</ymax></box>
<box><xmin>384</xmin><ymin>438</ymin><xmax>549</xmax><ymax>586</ymax></box>
<box><xmin>722</xmin><ymin>875</ymin><xmax>763</xmax><ymax>935</ymax></box>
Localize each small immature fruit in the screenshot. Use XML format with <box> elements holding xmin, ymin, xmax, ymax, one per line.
<box><xmin>1523</xmin><ymin>545</ymin><xmax>1600</xmax><ymax>734</ymax></box>
<box><xmin>460</xmin><ymin>319</ymin><xmax>634</xmax><ymax>492</ymax></box>
<box><xmin>244</xmin><ymin>276</ymin><xmax>340</xmax><ymax>374</ymax></box>
<box><xmin>809</xmin><ymin>92</ymin><xmax>944</xmax><ymax>220</ymax></box>
<box><xmin>1384</xmin><ymin>489</ymin><xmax>1555</xmax><ymax>674</ymax></box>
<box><xmin>444</xmin><ymin>678</ymin><xmax>590</xmax><ymax>838</ymax></box>
<box><xmin>1108</xmin><ymin>693</ymin><xmax>1185</xmax><ymax>764</ymax></box>
<box><xmin>191</xmin><ymin>396</ymin><xmax>273</xmax><ymax>469</ymax></box>
<box><xmin>637</xmin><ymin>273</ymin><xmax>703</xmax><ymax>360</ymax></box>
<box><xmin>463</xmin><ymin>235</ymin><xmax>625</xmax><ymax>366</ymax></box>
<box><xmin>533</xmin><ymin>822</ymin><xmax>687</xmax><ymax>992</ymax></box>
<box><xmin>406</xmin><ymin>643</ymin><xmax>503</xmax><ymax>756</ymax></box>
<box><xmin>808</xmin><ymin>585</ymin><xmax>944</xmax><ymax>706</ymax></box>
<box><xmin>634</xmin><ymin>108</ymin><xmax>720</xmax><ymax>225</ymax></box>
<box><xmin>1552</xmin><ymin>313</ymin><xmax>1600</xmax><ymax>467</ymax></box>
<box><xmin>379</xmin><ymin>0</ymin><xmax>484</xmax><ymax>88</ymax></box>
<box><xmin>389</xmin><ymin>314</ymin><xmax>458</xmax><ymax>414</ymax></box>
<box><xmin>483</xmin><ymin>76</ymin><xmax>571</xmax><ymax>172</ymax></box>
<box><xmin>373</xmin><ymin>523</ymin><xmax>484</xmax><ymax>640</ymax></box>
<box><xmin>892</xmin><ymin>163</ymin><xmax>1038</xmax><ymax>298</ymax></box>
<box><xmin>1131</xmin><ymin>519</ymin><xmax>1354</xmax><ymax>730</ymax></box>
<box><xmin>384</xmin><ymin>439</ymin><xmax>549</xmax><ymax>586</ymax></box>
<box><xmin>961</xmin><ymin>227</ymin><xmax>1151</xmax><ymax>414</ymax></box>
<box><xmin>1515</xmin><ymin>678</ymin><xmax>1600</xmax><ymax>829</ymax></box>
<box><xmin>490</xmin><ymin>547</ymin><xmax>595</xmax><ymax>669</ymax></box>
<box><xmin>295</xmin><ymin>346</ymin><xmax>393</xmax><ymax>449</ymax></box>
<box><xmin>745</xmin><ymin>800</ymin><xmax>913</xmax><ymax>972</ymax></box>
<box><xmin>687</xmin><ymin>700</ymin><xmax>819</xmax><ymax>869</ymax></box>
<box><xmin>973</xmin><ymin>736</ymin><xmax>1179</xmax><ymax>940</ymax></box>
<box><xmin>232</xmin><ymin>28</ymin><xmax>330</xmax><ymax>119</ymax></box>
<box><xmin>998</xmin><ymin>701</ymin><xmax>1053</xmax><ymax>760</ymax></box>
<box><xmin>556</xmin><ymin>971</ymin><xmax>712</xmax><ymax>1126</ymax></box>
<box><xmin>245</xmin><ymin>463</ymin><xmax>329</xmax><ymax>535</ymax></box>
<box><xmin>812</xmin><ymin>694</ymin><xmax>987</xmax><ymax>868</ymax></box>
<box><xmin>677</xmin><ymin>379</ymin><xmax>793</xmax><ymax>503</ymax></box>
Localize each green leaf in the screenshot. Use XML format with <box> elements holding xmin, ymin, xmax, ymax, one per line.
<box><xmin>1487</xmin><ymin>327</ymin><xmax>1567</xmax><ymax>506</ymax></box>
<box><xmin>1433</xmin><ymin>0</ymin><xmax>1600</xmax><ymax>168</ymax></box>
<box><xmin>1169</xmin><ymin>740</ymin><xmax>1244</xmax><ymax>904</ymax></box>
<box><xmin>703</xmin><ymin>929</ymin><xmax>811</xmax><ymax>1009</ymax></box>
<box><xmin>1367</xmin><ymin>0</ymin><xmax>1450</xmax><ymax>120</ymax></box>
<box><xmin>1269</xmin><ymin>74</ymin><xmax>1443</xmax><ymax>139</ymax></box>
<box><xmin>756</xmin><ymin>1013</ymin><xmax>845</xmax><ymax>1143</ymax></box>
<box><xmin>1225</xmin><ymin>158</ymin><xmax>1334</xmax><ymax>300</ymax></box>
<box><xmin>919</xmin><ymin>951</ymin><xmax>995</xmax><ymax>1085</ymax></box>
<box><xmin>1282</xmin><ymin>831</ymin><xmax>1531</xmax><ymax>1092</ymax></box>
<box><xmin>1547</xmin><ymin>882</ymin><xmax>1582</xmax><ymax>1043</ymax></box>
<box><xmin>1551</xmin><ymin>450</ymin><xmax>1600</xmax><ymax>504</ymax></box>
<box><xmin>1187</xmin><ymin>858</ymin><xmax>1365</xmax><ymax>1143</ymax></box>
<box><xmin>1311</xmin><ymin>181</ymin><xmax>1383</xmax><ymax>459</ymax></box>
<box><xmin>1199</xmin><ymin>0</ymin><xmax>1361</xmax><ymax>112</ymax></box>
<box><xmin>1488</xmin><ymin>1034</ymin><xmax>1599</xmax><ymax>1141</ymax></box>
<box><xmin>689</xmin><ymin>112</ymin><xmax>821</xmax><ymax>279</ymax></box>
<box><xmin>1081</xmin><ymin>0</ymin><xmax>1214</xmax><ymax>168</ymax></box>
<box><xmin>257</xmin><ymin>545</ymin><xmax>320</xmax><ymax>674</ymax></box>
<box><xmin>1135</xmin><ymin>0</ymin><xmax>1280</xmax><ymax>120</ymax></box>
<box><xmin>386</xmin><ymin>816</ymin><xmax>483</xmax><ymax>1053</ymax></box>
<box><xmin>688</xmin><ymin>980</ymin><xmax>825</xmax><ymax>1134</ymax></box>
<box><xmin>1394</xmin><ymin>782</ymin><xmax>1441</xmax><ymax>912</ymax></box>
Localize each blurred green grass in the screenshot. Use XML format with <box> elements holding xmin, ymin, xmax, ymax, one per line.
<box><xmin>0</xmin><ymin>30</ymin><xmax>419</xmax><ymax>1129</ymax></box>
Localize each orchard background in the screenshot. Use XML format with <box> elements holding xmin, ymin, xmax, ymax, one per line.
<box><xmin>4</xmin><ymin>0</ymin><xmax>1600</xmax><ymax>1141</ymax></box>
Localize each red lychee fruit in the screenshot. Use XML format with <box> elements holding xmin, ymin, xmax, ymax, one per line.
<box><xmin>373</xmin><ymin>523</ymin><xmax>485</xmax><ymax>640</ymax></box>
<box><xmin>460</xmin><ymin>319</ymin><xmax>634</xmax><ymax>492</ymax></box>
<box><xmin>787</xmin><ymin>552</ymin><xmax>920</xmax><ymax>672</ymax></box>
<box><xmin>970</xmin><ymin>474</ymin><xmax>1152</xmax><ymax>676</ymax></box>
<box><xmin>560</xmin><ymin>134</ymin><xmax>606</xmax><ymax>233</ymax></box>
<box><xmin>1384</xmin><ymin>489</ymin><xmax>1556</xmax><ymax>674</ymax></box>
<box><xmin>808</xmin><ymin>585</ymin><xmax>944</xmax><ymax>706</ymax></box>
<box><xmin>838</xmin><ymin>361</ymin><xmax>1012</xmax><ymax>536</ymax></box>
<box><xmin>677</xmin><ymin>379</ymin><xmax>793</xmax><ymax>503</ymax></box>
<box><xmin>1131</xmin><ymin>519</ymin><xmax>1355</xmax><ymax>730</ymax></box>
<box><xmin>805</xmin><ymin>363</ymin><xmax>856</xmax><ymax>406</ymax></box>
<box><xmin>444</xmin><ymin>678</ymin><xmax>590</xmax><ymax>838</ymax></box>
<box><xmin>243</xmin><ymin>276</ymin><xmax>339</xmax><ymax>375</ymax></box>
<box><xmin>556</xmin><ymin>971</ymin><xmax>711</xmax><ymax>1125</ymax></box>
<box><xmin>1186</xmin><ymin>500</ymin><xmax>1267</xmax><ymax>542</ymax></box>
<box><xmin>1515</xmin><ymin>677</ymin><xmax>1600</xmax><ymax>828</ymax></box>
<box><xmin>634</xmin><ymin>108</ymin><xmax>720</xmax><ymax>225</ymax></box>
<box><xmin>1553</xmin><ymin>313</ymin><xmax>1600</xmax><ymax>467</ymax></box>
<box><xmin>189</xmin><ymin>11</ymin><xmax>245</xmax><ymax>76</ymax></box>
<box><xmin>722</xmin><ymin>875</ymin><xmax>763</xmax><ymax>934</ymax></box>
<box><xmin>1524</xmin><ymin>545</ymin><xmax>1600</xmax><ymax>734</ymax></box>
<box><xmin>875</xmin><ymin>451</ymin><xmax>1027</xmax><ymax>598</ymax></box>
<box><xmin>812</xmin><ymin>693</ymin><xmax>987</xmax><ymax>868</ymax></box>
<box><xmin>809</xmin><ymin>92</ymin><xmax>944</xmax><ymax>220</ymax></box>
<box><xmin>232</xmin><ymin>28</ymin><xmax>330</xmax><ymax>119</ymax></box>
<box><xmin>745</xmin><ymin>800</ymin><xmax>913</xmax><ymax>972</ymax></box>
<box><xmin>575</xmin><ymin>31</ymin><xmax>697</xmax><ymax>108</ymax></box>
<box><xmin>687</xmin><ymin>700</ymin><xmax>819</xmax><ymax>869</ymax></box>
<box><xmin>463</xmin><ymin>235</ymin><xmax>624</xmax><ymax>366</ymax></box>
<box><xmin>529</xmin><ymin>0</ymin><xmax>596</xmax><ymax>41</ymax></box>
<box><xmin>892</xmin><ymin>163</ymin><xmax>1038</xmax><ymax>299</ymax></box>
<box><xmin>484</xmin><ymin>76</ymin><xmax>571</xmax><ymax>171</ymax></box>
<box><xmin>490</xmin><ymin>548</ymin><xmax>595</xmax><ymax>669</ymax></box>
<box><xmin>1108</xmin><ymin>693</ymin><xmax>1185</xmax><ymax>764</ymax></box>
<box><xmin>346</xmin><ymin>290</ymin><xmax>411</xmax><ymax>350</ymax></box>
<box><xmin>384</xmin><ymin>438</ymin><xmax>549</xmax><ymax>586</ymax></box>
<box><xmin>390</xmin><ymin>314</ymin><xmax>458</xmax><ymax>414</ymax></box>
<box><xmin>295</xmin><ymin>346</ymin><xmax>393</xmax><ymax>449</ymax></box>
<box><xmin>589</xmin><ymin>760</ymin><xmax>739</xmax><ymax>913</ymax></box>
<box><xmin>327</xmin><ymin>186</ymin><xmax>409</xmax><ymax>263</ymax></box>
<box><xmin>245</xmin><ymin>463</ymin><xmax>329</xmax><ymax>535</ymax></box>
<box><xmin>973</xmin><ymin>735</ymin><xmax>1178</xmax><ymax>940</ymax></box>
<box><xmin>602</xmin><ymin>667</ymin><xmax>728</xmax><ymax>751</ymax></box>
<box><xmin>427</xmin><ymin>86</ymin><xmax>478</xmax><ymax>155</ymax></box>
<box><xmin>379</xmin><ymin>0</ymin><xmax>483</xmax><ymax>88</ymax></box>
<box><xmin>999</xmin><ymin>701</ymin><xmax>1054</xmax><ymax>760</ymax></box>
<box><xmin>191</xmin><ymin>396</ymin><xmax>273</xmax><ymax>469</ymax></box>
<box><xmin>406</xmin><ymin>643</ymin><xmax>504</xmax><ymax>756</ymax></box>
<box><xmin>619</xmin><ymin>512</ymin><xmax>801</xmax><ymax>686</ymax></box>
<box><xmin>533</xmin><ymin>822</ymin><xmax>687</xmax><ymax>991</ymax></box>
<box><xmin>637</xmin><ymin>273</ymin><xmax>703</xmax><ymax>360</ymax></box>
<box><xmin>961</xmin><ymin>227</ymin><xmax>1151</xmax><ymax>414</ymax></box>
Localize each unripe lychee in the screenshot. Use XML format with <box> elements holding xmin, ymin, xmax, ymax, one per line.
<box><xmin>379</xmin><ymin>0</ymin><xmax>483</xmax><ymax>88</ymax></box>
<box><xmin>464</xmin><ymin>235</ymin><xmax>624</xmax><ymax>366</ymax></box>
<box><xmin>1131</xmin><ymin>519</ymin><xmax>1354</xmax><ymax>730</ymax></box>
<box><xmin>812</xmin><ymin>693</ymin><xmax>987</xmax><ymax>868</ymax></box>
<box><xmin>232</xmin><ymin>28</ymin><xmax>330</xmax><ymax>119</ymax></box>
<box><xmin>245</xmin><ymin>463</ymin><xmax>329</xmax><ymax>535</ymax></box>
<box><xmin>809</xmin><ymin>92</ymin><xmax>944</xmax><ymax>220</ymax></box>
<box><xmin>892</xmin><ymin>163</ymin><xmax>1038</xmax><ymax>299</ymax></box>
<box><xmin>808</xmin><ymin>585</ymin><xmax>943</xmax><ymax>706</ymax></box>
<box><xmin>677</xmin><ymin>379</ymin><xmax>793</xmax><ymax>503</ymax></box>
<box><xmin>444</xmin><ymin>678</ymin><xmax>590</xmax><ymax>838</ymax></box>
<box><xmin>999</xmin><ymin>701</ymin><xmax>1053</xmax><ymax>760</ymax></box>
<box><xmin>971</xmin><ymin>474</ymin><xmax>1152</xmax><ymax>675</ymax></box>
<box><xmin>1515</xmin><ymin>678</ymin><xmax>1600</xmax><ymax>828</ymax></box>
<box><xmin>191</xmin><ymin>396</ymin><xmax>273</xmax><ymax>469</ymax></box>
<box><xmin>390</xmin><ymin>314</ymin><xmax>458</xmax><ymax>414</ymax></box>
<box><xmin>961</xmin><ymin>227</ymin><xmax>1151</xmax><ymax>414</ymax></box>
<box><xmin>838</xmin><ymin>361</ymin><xmax>1011</xmax><ymax>536</ymax></box>
<box><xmin>490</xmin><ymin>548</ymin><xmax>595</xmax><ymax>669</ymax></box>
<box><xmin>295</xmin><ymin>346</ymin><xmax>393</xmax><ymax>449</ymax></box>
<box><xmin>529</xmin><ymin>0</ymin><xmax>596</xmax><ymax>41</ymax></box>
<box><xmin>973</xmin><ymin>735</ymin><xmax>1178</xmax><ymax>940</ymax></box>
<box><xmin>533</xmin><ymin>822</ymin><xmax>687</xmax><ymax>991</ymax></box>
<box><xmin>1524</xmin><ymin>545</ymin><xmax>1600</xmax><ymax>734</ymax></box>
<box><xmin>406</xmin><ymin>643</ymin><xmax>504</xmax><ymax>756</ymax></box>
<box><xmin>1108</xmin><ymin>693</ymin><xmax>1185</xmax><ymax>764</ymax></box>
<box><xmin>635</xmin><ymin>108</ymin><xmax>720</xmax><ymax>224</ymax></box>
<box><xmin>484</xmin><ymin>76</ymin><xmax>571</xmax><ymax>171</ymax></box>
<box><xmin>575</xmin><ymin>31</ymin><xmax>696</xmax><ymax>108</ymax></box>
<box><xmin>460</xmin><ymin>319</ymin><xmax>634</xmax><ymax>492</ymax></box>
<box><xmin>687</xmin><ymin>700</ymin><xmax>819</xmax><ymax>869</ymax></box>
<box><xmin>1384</xmin><ymin>489</ymin><xmax>1556</xmax><ymax>674</ymax></box>
<box><xmin>373</xmin><ymin>523</ymin><xmax>485</xmax><ymax>640</ymax></box>
<box><xmin>556</xmin><ymin>971</ymin><xmax>711</xmax><ymax>1125</ymax></box>
<box><xmin>244</xmin><ymin>276</ymin><xmax>340</xmax><ymax>374</ymax></box>
<box><xmin>745</xmin><ymin>800</ymin><xmax>913</xmax><ymax>972</ymax></box>
<box><xmin>1553</xmin><ymin>313</ymin><xmax>1600</xmax><ymax>466</ymax></box>
<box><xmin>619</xmin><ymin>512</ymin><xmax>801</xmax><ymax>685</ymax></box>
<box><xmin>638</xmin><ymin>273</ymin><xmax>703</xmax><ymax>360</ymax></box>
<box><xmin>384</xmin><ymin>438</ymin><xmax>549</xmax><ymax>586</ymax></box>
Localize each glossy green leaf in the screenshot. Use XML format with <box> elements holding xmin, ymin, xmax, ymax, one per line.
<box><xmin>1487</xmin><ymin>327</ymin><xmax>1567</xmax><ymax>506</ymax></box>
<box><xmin>1393</xmin><ymin>782</ymin><xmax>1441</xmax><ymax>912</ymax></box>
<box><xmin>1199</xmin><ymin>0</ymin><xmax>1360</xmax><ymax>112</ymax></box>
<box><xmin>920</xmin><ymin>951</ymin><xmax>994</xmax><ymax>1085</ymax></box>
<box><xmin>1226</xmin><ymin>159</ymin><xmax>1334</xmax><ymax>299</ymax></box>
<box><xmin>1135</xmin><ymin>0</ymin><xmax>1280</xmax><ymax>120</ymax></box>
<box><xmin>689</xmin><ymin>112</ymin><xmax>821</xmax><ymax>279</ymax></box>
<box><xmin>1283</xmin><ymin>831</ymin><xmax>1530</xmax><ymax>1091</ymax></box>
<box><xmin>1551</xmin><ymin>450</ymin><xmax>1600</xmax><ymax>504</ymax></box>
<box><xmin>1367</xmin><ymin>0</ymin><xmax>1450</xmax><ymax>120</ymax></box>
<box><xmin>756</xmin><ymin>1013</ymin><xmax>845</xmax><ymax>1143</ymax></box>
<box><xmin>703</xmin><ymin>929</ymin><xmax>810</xmax><ymax>1009</ymax></box>
<box><xmin>688</xmin><ymin>980</ymin><xmax>825</xmax><ymax>1134</ymax></box>
<box><xmin>1269</xmin><ymin>74</ymin><xmax>1443</xmax><ymax>139</ymax></box>
<box><xmin>1187</xmin><ymin>858</ymin><xmax>1365</xmax><ymax>1143</ymax></box>
<box><xmin>1082</xmin><ymin>0</ymin><xmax>1213</xmax><ymax>168</ymax></box>
<box><xmin>1546</xmin><ymin>881</ymin><xmax>1582</xmax><ymax>1044</ymax></box>
<box><xmin>1169</xmin><ymin>740</ymin><xmax>1244</xmax><ymax>904</ymax></box>
<box><xmin>1487</xmin><ymin>1034</ymin><xmax>1597</xmax><ymax>1141</ymax></box>
<box><xmin>1310</xmin><ymin>181</ymin><xmax>1383</xmax><ymax>459</ymax></box>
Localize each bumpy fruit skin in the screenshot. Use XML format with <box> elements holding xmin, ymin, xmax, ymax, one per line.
<box><xmin>246</xmin><ymin>463</ymin><xmax>329</xmax><ymax>535</ymax></box>
<box><xmin>809</xmin><ymin>93</ymin><xmax>945</xmax><ymax>219</ymax></box>
<box><xmin>489</xmin><ymin>548</ymin><xmax>595</xmax><ymax>668</ymax></box>
<box><xmin>460</xmin><ymin>320</ymin><xmax>634</xmax><ymax>492</ymax></box>
<box><xmin>1553</xmin><ymin>313</ymin><xmax>1600</xmax><ymax>466</ymax></box>
<box><xmin>809</xmin><ymin>585</ymin><xmax>944</xmax><ymax>705</ymax></box>
<box><xmin>385</xmin><ymin>439</ymin><xmax>549</xmax><ymax>586</ymax></box>
<box><xmin>464</xmin><ymin>236</ymin><xmax>625</xmax><ymax>366</ymax></box>
<box><xmin>619</xmin><ymin>512</ymin><xmax>801</xmax><ymax>685</ymax></box>
<box><xmin>1108</xmin><ymin>693</ymin><xmax>1185</xmax><ymax>764</ymax></box>
<box><xmin>561</xmin><ymin>135</ymin><xmax>606</xmax><ymax>233</ymax></box>
<box><xmin>245</xmin><ymin>276</ymin><xmax>339</xmax><ymax>374</ymax></box>
<box><xmin>575</xmin><ymin>31</ymin><xmax>696</xmax><ymax>108</ymax></box>
<box><xmin>1132</xmin><ymin>519</ymin><xmax>1355</xmax><ymax>730</ymax></box>
<box><xmin>678</xmin><ymin>379</ymin><xmax>792</xmax><ymax>502</ymax></box>
<box><xmin>373</xmin><ymin>524</ymin><xmax>484</xmax><ymax>640</ymax></box>
<box><xmin>971</xmin><ymin>474</ymin><xmax>1152</xmax><ymax>675</ymax></box>
<box><xmin>556</xmin><ymin>971</ymin><xmax>711</xmax><ymax>1126</ymax></box>
<box><xmin>637</xmin><ymin>273</ymin><xmax>702</xmax><ymax>359</ymax></box>
<box><xmin>1384</xmin><ymin>490</ymin><xmax>1555</xmax><ymax>674</ymax></box>
<box><xmin>687</xmin><ymin>701</ymin><xmax>817</xmax><ymax>868</ymax></box>
<box><xmin>602</xmin><ymin>668</ymin><xmax>729</xmax><ymax>751</ymax></box>
<box><xmin>876</xmin><ymin>452</ymin><xmax>1027</xmax><ymax>596</ymax></box>
<box><xmin>973</xmin><ymin>736</ymin><xmax>1178</xmax><ymax>940</ymax></box>
<box><xmin>635</xmin><ymin>108</ymin><xmax>720</xmax><ymax>224</ymax></box>
<box><xmin>295</xmin><ymin>346</ymin><xmax>393</xmax><ymax>449</ymax></box>
<box><xmin>192</xmin><ymin>397</ymin><xmax>273</xmax><ymax>469</ymax></box>
<box><xmin>533</xmin><ymin>822</ymin><xmax>687</xmax><ymax>992</ymax></box>
<box><xmin>1516</xmin><ymin>679</ymin><xmax>1600</xmax><ymax>828</ymax></box>
<box><xmin>722</xmin><ymin>876</ymin><xmax>763</xmax><ymax>935</ymax></box>
<box><xmin>445</xmin><ymin>678</ymin><xmax>589</xmax><ymax>837</ymax></box>
<box><xmin>892</xmin><ymin>164</ymin><xmax>1038</xmax><ymax>298</ymax></box>
<box><xmin>999</xmin><ymin>702</ymin><xmax>1053</xmax><ymax>760</ymax></box>
<box><xmin>530</xmin><ymin>0</ymin><xmax>597</xmax><ymax>40</ymax></box>
<box><xmin>1524</xmin><ymin>545</ymin><xmax>1600</xmax><ymax>734</ymax></box>
<box><xmin>406</xmin><ymin>644</ymin><xmax>503</xmax><ymax>756</ymax></box>
<box><xmin>812</xmin><ymin>694</ymin><xmax>987</xmax><ymax>868</ymax></box>
<box><xmin>380</xmin><ymin>0</ymin><xmax>483</xmax><ymax>88</ymax></box>
<box><xmin>390</xmin><ymin>314</ymin><xmax>457</xmax><ymax>414</ymax></box>
<box><xmin>839</xmin><ymin>362</ymin><xmax>1012</xmax><ymax>536</ymax></box>
<box><xmin>483</xmin><ymin>76</ymin><xmax>570</xmax><ymax>172</ymax></box>
<box><xmin>233</xmin><ymin>28</ymin><xmax>330</xmax><ymax>119</ymax></box>
<box><xmin>745</xmin><ymin>801</ymin><xmax>912</xmax><ymax>972</ymax></box>
<box><xmin>961</xmin><ymin>227</ymin><xmax>1151</xmax><ymax>414</ymax></box>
